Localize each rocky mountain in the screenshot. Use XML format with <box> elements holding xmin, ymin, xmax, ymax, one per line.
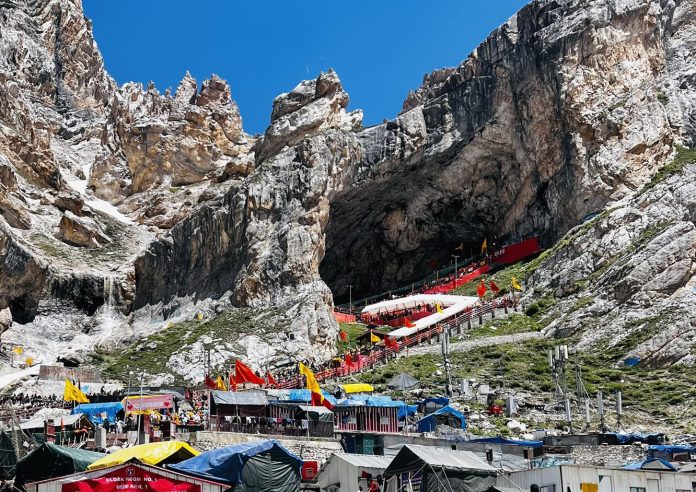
<box><xmin>0</xmin><ymin>0</ymin><xmax>694</xmax><ymax>384</ymax></box>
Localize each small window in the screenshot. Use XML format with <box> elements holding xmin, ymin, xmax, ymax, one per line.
<box><xmin>630</xmin><ymin>487</ymin><xmax>646</xmax><ymax>492</ymax></box>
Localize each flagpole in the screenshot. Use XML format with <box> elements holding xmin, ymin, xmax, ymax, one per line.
<box><xmin>451</xmin><ymin>255</ymin><xmax>459</xmax><ymax>288</ymax></box>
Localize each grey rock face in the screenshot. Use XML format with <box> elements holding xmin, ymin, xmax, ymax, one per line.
<box><xmin>322</xmin><ymin>0</ymin><xmax>696</xmax><ymax>298</ymax></box>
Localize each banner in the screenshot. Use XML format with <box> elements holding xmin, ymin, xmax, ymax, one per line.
<box><xmin>62</xmin><ymin>464</ymin><xmax>200</xmax><ymax>492</ymax></box>
<box><xmin>491</xmin><ymin>236</ymin><xmax>541</xmax><ymax>264</ymax></box>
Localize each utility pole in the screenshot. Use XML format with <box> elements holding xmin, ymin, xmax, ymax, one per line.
<box><xmin>137</xmin><ymin>371</ymin><xmax>144</xmax><ymax>445</ymax></box>
<box><xmin>451</xmin><ymin>255</ymin><xmax>460</xmax><ymax>288</ymax></box>
<box><xmin>348</xmin><ymin>285</ymin><xmax>353</xmax><ymax>314</ymax></box>
<box><xmin>441</xmin><ymin>325</ymin><xmax>452</xmax><ymax>396</ymax></box>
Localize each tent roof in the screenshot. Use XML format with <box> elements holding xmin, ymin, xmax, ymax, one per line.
<box><xmin>211</xmin><ymin>390</ymin><xmax>268</xmax><ymax>406</ymax></box>
<box><xmin>297</xmin><ymin>405</ymin><xmax>332</xmax><ymax>415</ymax></box>
<box><xmin>469</xmin><ymin>437</ymin><xmax>543</xmax><ymax>448</ymax></box>
<box><xmin>72</xmin><ymin>402</ymin><xmax>123</xmax><ymax>424</ymax></box>
<box><xmin>385</xmin><ymin>445</ymin><xmax>496</xmax><ymax>476</ymax></box>
<box><xmin>387</xmin><ymin>372</ymin><xmax>420</xmax><ymax>390</ymax></box>
<box><xmin>14</xmin><ymin>443</ymin><xmax>104</xmax><ymax>486</ymax></box>
<box><xmin>87</xmin><ymin>441</ymin><xmax>198</xmax><ymax>470</ymax></box>
<box><xmin>169</xmin><ymin>439</ymin><xmax>302</xmax><ymax>486</ymax></box>
<box><xmin>343</xmin><ymin>383</ymin><xmax>373</xmax><ymax>394</ymax></box>
<box><xmin>417</xmin><ymin>405</ymin><xmax>465</xmax><ymax>422</ymax></box>
<box><xmin>624</xmin><ymin>458</ymin><xmax>676</xmax><ymax>471</ymax></box>
<box><xmin>331</xmin><ymin>453</ymin><xmax>394</xmax><ymax>469</ymax></box>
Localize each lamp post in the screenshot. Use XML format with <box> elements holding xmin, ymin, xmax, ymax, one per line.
<box><xmin>137</xmin><ymin>371</ymin><xmax>144</xmax><ymax>445</ymax></box>
<box><xmin>451</xmin><ymin>255</ymin><xmax>460</xmax><ymax>288</ymax></box>
<box><xmin>348</xmin><ymin>285</ymin><xmax>353</xmax><ymax>314</ymax></box>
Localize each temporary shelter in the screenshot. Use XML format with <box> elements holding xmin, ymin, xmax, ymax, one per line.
<box><xmin>27</xmin><ymin>462</ymin><xmax>229</xmax><ymax>492</ymax></box>
<box><xmin>383</xmin><ymin>445</ymin><xmax>496</xmax><ymax>492</ymax></box>
<box><xmin>418</xmin><ymin>397</ymin><xmax>449</xmax><ymax>414</ymax></box>
<box><xmin>416</xmin><ymin>405</ymin><xmax>466</xmax><ymax>432</ymax></box>
<box><xmin>624</xmin><ymin>457</ymin><xmax>677</xmax><ymax>471</ymax></box>
<box><xmin>14</xmin><ymin>443</ymin><xmax>104</xmax><ymax>489</ymax></box>
<box><xmin>342</xmin><ymin>383</ymin><xmax>373</xmax><ymax>394</ymax></box>
<box><xmin>170</xmin><ymin>439</ymin><xmax>302</xmax><ymax>491</ymax></box>
<box><xmin>87</xmin><ymin>441</ymin><xmax>198</xmax><ymax>470</ymax></box>
<box><xmin>72</xmin><ymin>402</ymin><xmax>124</xmax><ymax>425</ymax></box>
<box><xmin>318</xmin><ymin>453</ymin><xmax>393</xmax><ymax>492</ymax></box>
<box><xmin>0</xmin><ymin>431</ymin><xmax>18</xmax><ymax>479</ymax></box>
<box><xmin>387</xmin><ymin>373</ymin><xmax>420</xmax><ymax>390</ymax></box>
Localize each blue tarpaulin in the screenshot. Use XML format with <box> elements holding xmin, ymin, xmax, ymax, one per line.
<box><xmin>416</xmin><ymin>405</ymin><xmax>465</xmax><ymax>432</ymax></box>
<box><xmin>607</xmin><ymin>432</ymin><xmax>664</xmax><ymax>445</ymax></box>
<box><xmin>364</xmin><ymin>396</ymin><xmax>417</xmax><ymax>420</ymax></box>
<box><xmin>71</xmin><ymin>402</ymin><xmax>123</xmax><ymax>425</ymax></box>
<box><xmin>624</xmin><ymin>458</ymin><xmax>676</xmax><ymax>471</ymax></box>
<box><xmin>469</xmin><ymin>437</ymin><xmax>543</xmax><ymax>448</ymax></box>
<box><xmin>284</xmin><ymin>389</ymin><xmax>336</xmax><ymax>405</ymax></box>
<box><xmin>170</xmin><ymin>440</ymin><xmax>302</xmax><ymax>487</ymax></box>
<box><xmin>648</xmin><ymin>445</ymin><xmax>695</xmax><ymax>453</ymax></box>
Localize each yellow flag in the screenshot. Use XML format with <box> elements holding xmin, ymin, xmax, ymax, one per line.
<box><xmin>511</xmin><ymin>276</ymin><xmax>523</xmax><ymax>291</ymax></box>
<box><xmin>13</xmin><ymin>346</ymin><xmax>23</xmax><ymax>356</ymax></box>
<box><xmin>370</xmin><ymin>331</ymin><xmax>380</xmax><ymax>343</ymax></box>
<box><xmin>481</xmin><ymin>238</ymin><xmax>488</xmax><ymax>254</ymax></box>
<box><xmin>436</xmin><ymin>303</ymin><xmax>443</xmax><ymax>314</ymax></box>
<box><xmin>216</xmin><ymin>375</ymin><xmax>227</xmax><ymax>391</ymax></box>
<box><xmin>63</xmin><ymin>379</ymin><xmax>89</xmax><ymax>403</ymax></box>
<box><xmin>25</xmin><ymin>357</ymin><xmax>33</xmax><ymax>366</ymax></box>
<box><xmin>299</xmin><ymin>362</ymin><xmax>321</xmax><ymax>394</ymax></box>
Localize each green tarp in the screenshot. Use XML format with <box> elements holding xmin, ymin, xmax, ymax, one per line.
<box><xmin>0</xmin><ymin>431</ymin><xmax>18</xmax><ymax>480</ymax></box>
<box><xmin>14</xmin><ymin>442</ymin><xmax>104</xmax><ymax>489</ymax></box>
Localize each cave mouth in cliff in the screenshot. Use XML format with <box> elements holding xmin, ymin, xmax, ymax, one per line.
<box><xmin>8</xmin><ymin>295</ymin><xmax>38</xmax><ymax>325</ymax></box>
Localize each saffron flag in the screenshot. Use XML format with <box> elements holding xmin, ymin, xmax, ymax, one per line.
<box><xmin>511</xmin><ymin>276</ymin><xmax>523</xmax><ymax>291</ymax></box>
<box><xmin>370</xmin><ymin>331</ymin><xmax>380</xmax><ymax>344</ymax></box>
<box><xmin>455</xmin><ymin>242</ymin><xmax>464</xmax><ymax>252</ymax></box>
<box><xmin>481</xmin><ymin>238</ymin><xmax>488</xmax><ymax>254</ymax></box>
<box><xmin>266</xmin><ymin>371</ymin><xmax>278</xmax><ymax>388</ymax></box>
<box><xmin>436</xmin><ymin>303</ymin><xmax>443</xmax><ymax>314</ymax></box>
<box><xmin>25</xmin><ymin>357</ymin><xmax>33</xmax><ymax>367</ymax></box>
<box><xmin>235</xmin><ymin>360</ymin><xmax>265</xmax><ymax>385</ymax></box>
<box><xmin>490</xmin><ymin>280</ymin><xmax>500</xmax><ymax>294</ymax></box>
<box><xmin>63</xmin><ymin>379</ymin><xmax>89</xmax><ymax>403</ymax></box>
<box><xmin>216</xmin><ymin>375</ymin><xmax>227</xmax><ymax>391</ymax></box>
<box><xmin>12</xmin><ymin>346</ymin><xmax>23</xmax><ymax>356</ymax></box>
<box><xmin>404</xmin><ymin>318</ymin><xmax>416</xmax><ymax>328</ymax></box>
<box><xmin>385</xmin><ymin>337</ymin><xmax>399</xmax><ymax>350</ymax></box>
<box><xmin>299</xmin><ymin>362</ymin><xmax>334</xmax><ymax>410</ymax></box>
<box><xmin>345</xmin><ymin>353</ymin><xmax>353</xmax><ymax>367</ymax></box>
<box><xmin>229</xmin><ymin>374</ymin><xmax>237</xmax><ymax>391</ymax></box>
<box><xmin>477</xmin><ymin>280</ymin><xmax>487</xmax><ymax>298</ymax></box>
<box><xmin>339</xmin><ymin>330</ymin><xmax>348</xmax><ymax>341</ymax></box>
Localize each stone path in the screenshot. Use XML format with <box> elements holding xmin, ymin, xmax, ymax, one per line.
<box><xmin>403</xmin><ymin>331</ymin><xmax>543</xmax><ymax>356</ymax></box>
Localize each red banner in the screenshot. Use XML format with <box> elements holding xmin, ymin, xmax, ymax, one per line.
<box><xmin>62</xmin><ymin>464</ymin><xmax>200</xmax><ymax>492</ymax></box>
<box><xmin>491</xmin><ymin>236</ymin><xmax>541</xmax><ymax>264</ymax></box>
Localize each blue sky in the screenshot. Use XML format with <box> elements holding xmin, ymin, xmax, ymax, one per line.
<box><xmin>84</xmin><ymin>1</ymin><xmax>529</xmax><ymax>135</ymax></box>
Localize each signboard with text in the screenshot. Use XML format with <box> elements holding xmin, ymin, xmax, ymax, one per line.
<box><xmin>62</xmin><ymin>465</ymin><xmax>201</xmax><ymax>492</ymax></box>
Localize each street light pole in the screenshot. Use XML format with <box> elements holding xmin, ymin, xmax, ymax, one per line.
<box><xmin>451</xmin><ymin>255</ymin><xmax>460</xmax><ymax>288</ymax></box>
<box><xmin>348</xmin><ymin>285</ymin><xmax>353</xmax><ymax>314</ymax></box>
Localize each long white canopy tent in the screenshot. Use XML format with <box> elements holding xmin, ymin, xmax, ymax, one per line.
<box><xmin>361</xmin><ymin>294</ymin><xmax>480</xmax><ymax>339</ymax></box>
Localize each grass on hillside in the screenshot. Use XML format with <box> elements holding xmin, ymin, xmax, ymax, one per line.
<box><xmin>643</xmin><ymin>145</ymin><xmax>696</xmax><ymax>191</ymax></box>
<box><xmin>337</xmin><ymin>322</ymin><xmax>368</xmax><ymax>353</ymax></box>
<box><xmin>96</xmin><ymin>308</ymin><xmax>289</xmax><ymax>383</ymax></box>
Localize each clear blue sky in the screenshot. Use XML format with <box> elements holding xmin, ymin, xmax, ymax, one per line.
<box><xmin>84</xmin><ymin>1</ymin><xmax>529</xmax><ymax>135</ymax></box>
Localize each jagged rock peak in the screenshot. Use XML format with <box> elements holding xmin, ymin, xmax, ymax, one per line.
<box><xmin>174</xmin><ymin>71</ymin><xmax>197</xmax><ymax>103</ymax></box>
<box><xmin>196</xmin><ymin>74</ymin><xmax>233</xmax><ymax>107</ymax></box>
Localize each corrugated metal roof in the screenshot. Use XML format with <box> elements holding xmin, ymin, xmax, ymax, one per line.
<box><xmin>297</xmin><ymin>405</ymin><xmax>332</xmax><ymax>415</ymax></box>
<box><xmin>398</xmin><ymin>445</ymin><xmax>496</xmax><ymax>472</ymax></box>
<box><xmin>211</xmin><ymin>390</ymin><xmax>268</xmax><ymax>406</ymax></box>
<box><xmin>334</xmin><ymin>453</ymin><xmax>394</xmax><ymax>469</ymax></box>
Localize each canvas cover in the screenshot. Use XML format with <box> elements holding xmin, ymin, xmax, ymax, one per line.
<box><xmin>387</xmin><ymin>373</ymin><xmax>420</xmax><ymax>390</ymax></box>
<box><xmin>72</xmin><ymin>402</ymin><xmax>124</xmax><ymax>424</ymax></box>
<box><xmin>416</xmin><ymin>405</ymin><xmax>466</xmax><ymax>432</ymax></box>
<box><xmin>88</xmin><ymin>441</ymin><xmax>198</xmax><ymax>470</ymax></box>
<box><xmin>170</xmin><ymin>439</ymin><xmax>302</xmax><ymax>491</ymax></box>
<box><xmin>14</xmin><ymin>443</ymin><xmax>104</xmax><ymax>489</ymax></box>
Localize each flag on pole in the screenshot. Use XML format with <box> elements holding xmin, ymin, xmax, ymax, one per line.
<box><xmin>436</xmin><ymin>303</ymin><xmax>443</xmax><ymax>314</ymax></box>
<box><xmin>12</xmin><ymin>346</ymin><xmax>23</xmax><ymax>356</ymax></box>
<box><xmin>215</xmin><ymin>375</ymin><xmax>227</xmax><ymax>391</ymax></box>
<box><xmin>511</xmin><ymin>276</ymin><xmax>523</xmax><ymax>291</ymax></box>
<box><xmin>235</xmin><ymin>360</ymin><xmax>265</xmax><ymax>385</ymax></box>
<box><xmin>25</xmin><ymin>357</ymin><xmax>34</xmax><ymax>367</ymax></box>
<box><xmin>345</xmin><ymin>353</ymin><xmax>353</xmax><ymax>367</ymax></box>
<box><xmin>266</xmin><ymin>371</ymin><xmax>278</xmax><ymax>388</ymax></box>
<box><xmin>370</xmin><ymin>331</ymin><xmax>380</xmax><ymax>344</ymax></box>
<box><xmin>489</xmin><ymin>280</ymin><xmax>500</xmax><ymax>294</ymax></box>
<box><xmin>477</xmin><ymin>280</ymin><xmax>487</xmax><ymax>298</ymax></box>
<box><xmin>339</xmin><ymin>330</ymin><xmax>348</xmax><ymax>341</ymax></box>
<box><xmin>455</xmin><ymin>242</ymin><xmax>464</xmax><ymax>252</ymax></box>
<box><xmin>481</xmin><ymin>239</ymin><xmax>488</xmax><ymax>254</ymax></box>
<box><xmin>63</xmin><ymin>379</ymin><xmax>89</xmax><ymax>403</ymax></box>
<box><xmin>404</xmin><ymin>318</ymin><xmax>416</xmax><ymax>328</ymax></box>
<box><xmin>385</xmin><ymin>337</ymin><xmax>399</xmax><ymax>350</ymax></box>
<box><xmin>229</xmin><ymin>374</ymin><xmax>238</xmax><ymax>391</ymax></box>
<box><xmin>299</xmin><ymin>362</ymin><xmax>334</xmax><ymax>410</ymax></box>
<box><xmin>204</xmin><ymin>375</ymin><xmax>217</xmax><ymax>389</ymax></box>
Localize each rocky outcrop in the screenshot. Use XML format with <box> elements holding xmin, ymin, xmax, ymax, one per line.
<box><xmin>56</xmin><ymin>211</ymin><xmax>111</xmax><ymax>248</ymax></box>
<box><xmin>322</xmin><ymin>0</ymin><xmax>696</xmax><ymax>298</ymax></box>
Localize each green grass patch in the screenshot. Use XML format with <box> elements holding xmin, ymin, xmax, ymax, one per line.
<box><xmin>336</xmin><ymin>322</ymin><xmax>368</xmax><ymax>353</ymax></box>
<box><xmin>465</xmin><ymin>313</ymin><xmax>542</xmax><ymax>339</ymax></box>
<box><xmin>643</xmin><ymin>145</ymin><xmax>696</xmax><ymax>191</ymax></box>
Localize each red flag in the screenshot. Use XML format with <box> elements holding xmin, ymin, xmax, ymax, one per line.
<box><xmin>385</xmin><ymin>337</ymin><xmax>399</xmax><ymax>350</ymax></box>
<box><xmin>311</xmin><ymin>390</ymin><xmax>334</xmax><ymax>410</ymax></box>
<box><xmin>477</xmin><ymin>280</ymin><xmax>487</xmax><ymax>298</ymax></box>
<box><xmin>404</xmin><ymin>318</ymin><xmax>416</xmax><ymax>328</ymax></box>
<box><xmin>266</xmin><ymin>371</ymin><xmax>278</xmax><ymax>388</ymax></box>
<box><xmin>339</xmin><ymin>330</ymin><xmax>348</xmax><ymax>341</ymax></box>
<box><xmin>204</xmin><ymin>375</ymin><xmax>217</xmax><ymax>389</ymax></box>
<box><xmin>489</xmin><ymin>280</ymin><xmax>500</xmax><ymax>294</ymax></box>
<box><xmin>235</xmin><ymin>360</ymin><xmax>265</xmax><ymax>385</ymax></box>
<box><xmin>229</xmin><ymin>373</ymin><xmax>238</xmax><ymax>391</ymax></box>
<box><xmin>345</xmin><ymin>353</ymin><xmax>353</xmax><ymax>367</ymax></box>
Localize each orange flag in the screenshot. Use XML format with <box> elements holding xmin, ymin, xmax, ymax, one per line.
<box><xmin>339</xmin><ymin>330</ymin><xmax>348</xmax><ymax>341</ymax></box>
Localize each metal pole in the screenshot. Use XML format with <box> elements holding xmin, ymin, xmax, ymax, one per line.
<box><xmin>451</xmin><ymin>255</ymin><xmax>459</xmax><ymax>288</ymax></box>
<box><xmin>137</xmin><ymin>372</ymin><xmax>144</xmax><ymax>445</ymax></box>
<box><xmin>348</xmin><ymin>285</ymin><xmax>353</xmax><ymax>314</ymax></box>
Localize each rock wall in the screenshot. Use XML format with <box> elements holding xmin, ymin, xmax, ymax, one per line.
<box><xmin>322</xmin><ymin>0</ymin><xmax>696</xmax><ymax>298</ymax></box>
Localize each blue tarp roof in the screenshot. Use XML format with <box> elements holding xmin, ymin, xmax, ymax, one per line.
<box><xmin>648</xmin><ymin>445</ymin><xmax>695</xmax><ymax>453</ymax></box>
<box><xmin>607</xmin><ymin>432</ymin><xmax>664</xmax><ymax>444</ymax></box>
<box><xmin>169</xmin><ymin>440</ymin><xmax>302</xmax><ymax>485</ymax></box>
<box><xmin>624</xmin><ymin>458</ymin><xmax>676</xmax><ymax>471</ymax></box>
<box><xmin>469</xmin><ymin>437</ymin><xmax>543</xmax><ymax>448</ymax></box>
<box><xmin>419</xmin><ymin>397</ymin><xmax>449</xmax><ymax>407</ymax></box>
<box><xmin>281</xmin><ymin>389</ymin><xmax>337</xmax><ymax>405</ymax></box>
<box><xmin>416</xmin><ymin>405</ymin><xmax>466</xmax><ymax>432</ymax></box>
<box><xmin>71</xmin><ymin>402</ymin><xmax>123</xmax><ymax>424</ymax></box>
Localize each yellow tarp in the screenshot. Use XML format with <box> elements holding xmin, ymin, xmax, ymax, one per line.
<box><xmin>343</xmin><ymin>383</ymin><xmax>374</xmax><ymax>394</ymax></box>
<box><xmin>87</xmin><ymin>441</ymin><xmax>198</xmax><ymax>470</ymax></box>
